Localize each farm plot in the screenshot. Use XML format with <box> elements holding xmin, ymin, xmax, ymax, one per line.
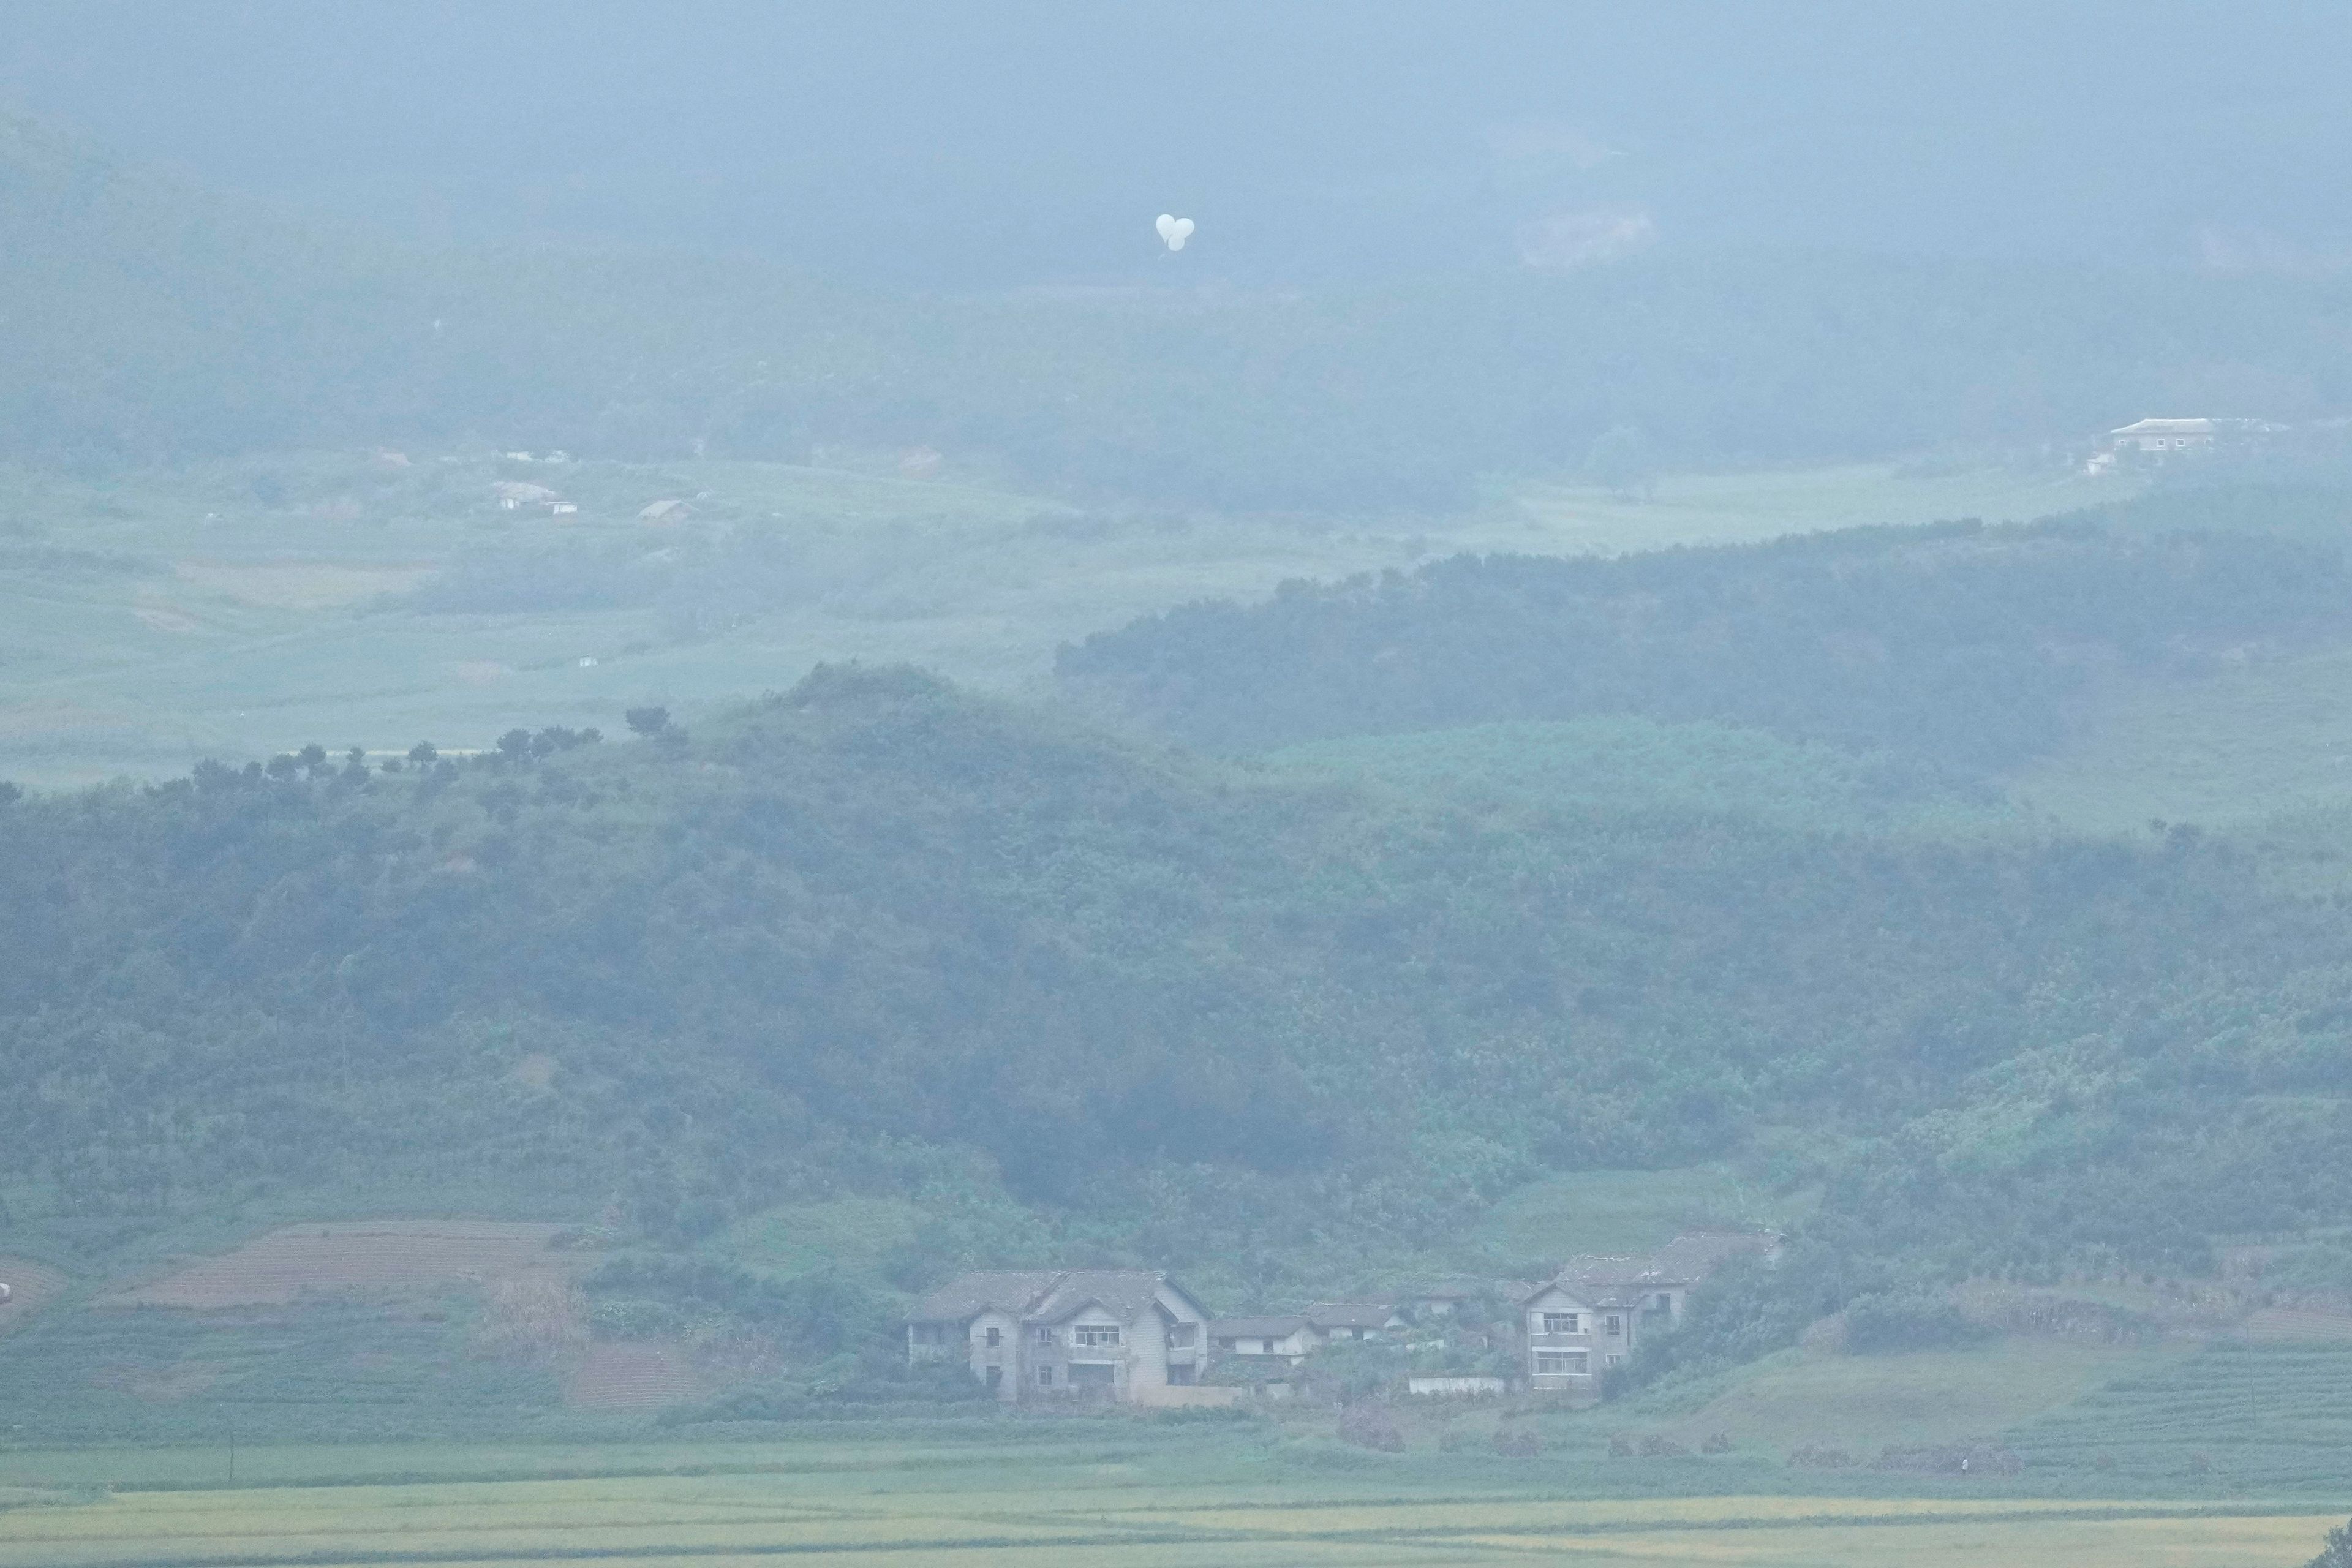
<box><xmin>2007</xmin><ymin>1341</ymin><xmax>2352</xmax><ymax>1490</ymax></box>
<box><xmin>0</xmin><ymin>1257</ymin><xmax>69</xmax><ymax>1334</ymax></box>
<box><xmin>101</xmin><ymin>1221</ymin><xmax>586</xmax><ymax>1308</ymax></box>
<box><xmin>0</xmin><ymin>1458</ymin><xmax>2339</xmax><ymax>1568</ymax></box>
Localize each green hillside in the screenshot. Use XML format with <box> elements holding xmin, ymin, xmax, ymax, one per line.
<box><xmin>4</xmin><ymin>662</ymin><xmax>2352</xmax><ymax>1447</ymax></box>
<box><xmin>1059</xmin><ymin>519</ymin><xmax>2352</xmax><ymax>773</ymax></box>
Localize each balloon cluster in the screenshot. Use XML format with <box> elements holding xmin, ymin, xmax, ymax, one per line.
<box><xmin>1155</xmin><ymin>213</ymin><xmax>1196</xmax><ymax>252</ymax></box>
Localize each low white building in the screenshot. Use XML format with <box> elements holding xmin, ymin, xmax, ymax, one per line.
<box><xmin>2109</xmin><ymin>417</ymin><xmax>2216</xmax><ymax>454</ymax></box>
<box><xmin>1209</xmin><ymin>1301</ymin><xmax>1404</xmax><ymax>1367</ymax></box>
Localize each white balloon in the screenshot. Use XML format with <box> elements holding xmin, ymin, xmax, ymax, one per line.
<box><xmin>1155</xmin><ymin>214</ymin><xmax>1178</xmax><ymax>241</ymax></box>
<box><xmin>1158</xmin><ymin>214</ymin><xmax>1196</xmax><ymax>251</ymax></box>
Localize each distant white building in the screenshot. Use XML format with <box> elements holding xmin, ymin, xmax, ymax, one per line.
<box><xmin>494</xmin><ymin>481</ymin><xmax>563</xmax><ymax>510</ymax></box>
<box><xmin>2095</xmin><ymin>417</ymin><xmax>2283</xmax><ymax>471</ymax></box>
<box><xmin>2109</xmin><ymin>417</ymin><xmax>2216</xmax><ymax>454</ymax></box>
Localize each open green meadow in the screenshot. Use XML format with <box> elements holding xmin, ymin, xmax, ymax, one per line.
<box><xmin>0</xmin><ymin>1434</ymin><xmax>2340</xmax><ymax>1567</ymax></box>
<box><xmin>2010</xmin><ymin>646</ymin><xmax>2352</xmax><ymax>831</ymax></box>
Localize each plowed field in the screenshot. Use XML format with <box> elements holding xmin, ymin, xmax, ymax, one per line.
<box><xmin>0</xmin><ymin>1257</ymin><xmax>69</xmax><ymax>1333</ymax></box>
<box><xmin>566</xmin><ymin>1341</ymin><xmax>704</xmax><ymax>1409</ymax></box>
<box><xmin>102</xmin><ymin>1221</ymin><xmax>583</xmax><ymax>1308</ymax></box>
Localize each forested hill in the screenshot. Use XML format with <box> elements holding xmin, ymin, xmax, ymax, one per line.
<box><xmin>7</xmin><ymin>666</ymin><xmax>2352</xmax><ymax>1321</ymax></box>
<box><xmin>1057</xmin><ymin>521</ymin><xmax>2352</xmax><ymax>771</ymax></box>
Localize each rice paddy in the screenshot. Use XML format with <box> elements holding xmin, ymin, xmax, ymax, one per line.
<box><xmin>0</xmin><ymin>1440</ymin><xmax>2337</xmax><ymax>1567</ymax></box>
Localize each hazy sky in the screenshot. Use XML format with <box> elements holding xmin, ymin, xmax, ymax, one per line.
<box><xmin>6</xmin><ymin>1</ymin><xmax>2350</xmax><ymax>287</ymax></box>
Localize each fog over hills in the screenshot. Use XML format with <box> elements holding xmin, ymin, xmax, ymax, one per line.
<box><xmin>7</xmin><ymin>7</ymin><xmax>2352</xmax><ymax>1542</ymax></box>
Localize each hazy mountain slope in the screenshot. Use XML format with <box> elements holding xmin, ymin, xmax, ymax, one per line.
<box><xmin>10</xmin><ymin>108</ymin><xmax>2352</xmax><ymax>507</ymax></box>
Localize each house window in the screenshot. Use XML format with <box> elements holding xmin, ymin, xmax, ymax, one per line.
<box><xmin>1073</xmin><ymin>1324</ymin><xmax>1121</xmax><ymax>1347</ymax></box>
<box><xmin>1261</xmin><ymin>1339</ymin><xmax>1279</xmax><ymax>1354</ymax></box>
<box><xmin>1605</xmin><ymin>1353</ymin><xmax>1623</xmax><ymax>1367</ymax></box>
<box><xmin>1036</xmin><ymin>1365</ymin><xmax>1054</xmax><ymax>1387</ymax></box>
<box><xmin>985</xmin><ymin>1366</ymin><xmax>1002</xmax><ymax>1390</ymax></box>
<box><xmin>985</xmin><ymin>1327</ymin><xmax>1001</xmax><ymax>1348</ymax></box>
<box><xmin>1033</xmin><ymin>1326</ymin><xmax>1055</xmax><ymax>1344</ymax></box>
<box><xmin>1216</xmin><ymin>1337</ymin><xmax>1237</xmax><ymax>1350</ymax></box>
<box><xmin>1653</xmin><ymin>1294</ymin><xmax>1671</xmax><ymax>1311</ymax></box>
<box><xmin>1167</xmin><ymin>1324</ymin><xmax>1196</xmax><ymax>1347</ymax></box>
<box><xmin>1533</xmin><ymin>1351</ymin><xmax>1589</xmax><ymax>1376</ymax></box>
<box><xmin>1541</xmin><ymin>1311</ymin><xmax>1580</xmax><ymax>1334</ymax></box>
<box><xmin>1604</xmin><ymin>1314</ymin><xmax>1623</xmax><ymax>1336</ymax></box>
<box><xmin>911</xmin><ymin>1324</ymin><xmax>942</xmax><ymax>1344</ymax></box>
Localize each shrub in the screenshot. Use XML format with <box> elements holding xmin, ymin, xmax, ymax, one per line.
<box><xmin>1336</xmin><ymin>1402</ymin><xmax>1405</xmax><ymax>1452</ymax></box>
<box><xmin>1841</xmin><ymin>1291</ymin><xmax>1994</xmax><ymax>1354</ymax></box>
<box><xmin>2305</xmin><ymin>1517</ymin><xmax>2352</xmax><ymax>1568</ymax></box>
<box><xmin>1872</xmin><ymin>1443</ymin><xmax>2023</xmax><ymax>1477</ymax></box>
<box><xmin>1492</xmin><ymin>1424</ymin><xmax>1542</xmax><ymax>1457</ymax></box>
<box><xmin>1787</xmin><ymin>1445</ymin><xmax>1856</xmax><ymax>1469</ymax></box>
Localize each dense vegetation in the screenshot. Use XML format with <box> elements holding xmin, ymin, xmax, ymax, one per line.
<box><xmin>1061</xmin><ymin>519</ymin><xmax>2352</xmax><ymax>772</ymax></box>
<box><xmin>13</xmin><ymin>107</ymin><xmax>2352</xmax><ymax>508</ymax></box>
<box><xmin>9</xmin><ymin>658</ymin><xmax>2352</xmax><ymax>1349</ymax></box>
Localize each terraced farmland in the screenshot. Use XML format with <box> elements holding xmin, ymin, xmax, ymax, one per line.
<box><xmin>2007</xmin><ymin>1342</ymin><xmax>2352</xmax><ymax>1490</ymax></box>
<box><xmin>0</xmin><ymin>1441</ymin><xmax>2339</xmax><ymax>1568</ymax></box>
<box><xmin>100</xmin><ymin>1222</ymin><xmax>585</xmax><ymax>1308</ymax></box>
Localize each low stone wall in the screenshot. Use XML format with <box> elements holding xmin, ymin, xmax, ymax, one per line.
<box><xmin>1126</xmin><ymin>1384</ymin><xmax>1244</xmax><ymax>1408</ymax></box>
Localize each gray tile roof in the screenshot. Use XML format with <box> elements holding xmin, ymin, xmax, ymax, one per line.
<box><xmin>1532</xmin><ymin>1232</ymin><xmax>1776</xmax><ymax>1302</ymax></box>
<box><xmin>910</xmin><ymin>1269</ymin><xmax>1204</xmax><ymax>1327</ymax></box>
<box><xmin>1210</xmin><ymin>1315</ymin><xmax>1311</xmax><ymax>1338</ymax></box>
<box><xmin>908</xmin><ymin>1270</ymin><xmax>1066</xmax><ymax>1324</ymax></box>
<box><xmin>1305</xmin><ymin>1302</ymin><xmax>1398</xmax><ymax>1330</ymax></box>
<box><xmin>1028</xmin><ymin>1270</ymin><xmax>1183</xmax><ymax>1326</ymax></box>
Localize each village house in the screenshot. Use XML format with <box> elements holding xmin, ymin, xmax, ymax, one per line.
<box><xmin>1208</xmin><ymin>1314</ymin><xmax>1318</xmax><ymax>1365</ymax></box>
<box><xmin>1209</xmin><ymin>1302</ymin><xmax>1404</xmax><ymax>1366</ymax></box>
<box><xmin>906</xmin><ymin>1270</ymin><xmax>1210</xmax><ymax>1403</ymax></box>
<box><xmin>1518</xmin><ymin>1234</ymin><xmax>1775</xmax><ymax>1400</ymax></box>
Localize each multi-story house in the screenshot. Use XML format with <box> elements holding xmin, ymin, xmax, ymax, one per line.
<box><xmin>905</xmin><ymin>1270</ymin><xmax>1211</xmax><ymax>1403</ymax></box>
<box><xmin>1518</xmin><ymin>1234</ymin><xmax>1775</xmax><ymax>1400</ymax></box>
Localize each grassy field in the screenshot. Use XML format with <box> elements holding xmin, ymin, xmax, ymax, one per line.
<box><xmin>1618</xmin><ymin>1340</ymin><xmax>2169</xmax><ymax>1458</ymax></box>
<box><xmin>2012</xmin><ymin>647</ymin><xmax>2352</xmax><ymax>831</ymax></box>
<box><xmin>0</xmin><ymin>1434</ymin><xmax>2337</xmax><ymax>1567</ymax></box>
<box><xmin>1463</xmin><ymin>1167</ymin><xmax>1815</xmax><ymax>1265</ymax></box>
<box><xmin>0</xmin><ymin>453</ymin><xmax>2135</xmax><ymax>787</ymax></box>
